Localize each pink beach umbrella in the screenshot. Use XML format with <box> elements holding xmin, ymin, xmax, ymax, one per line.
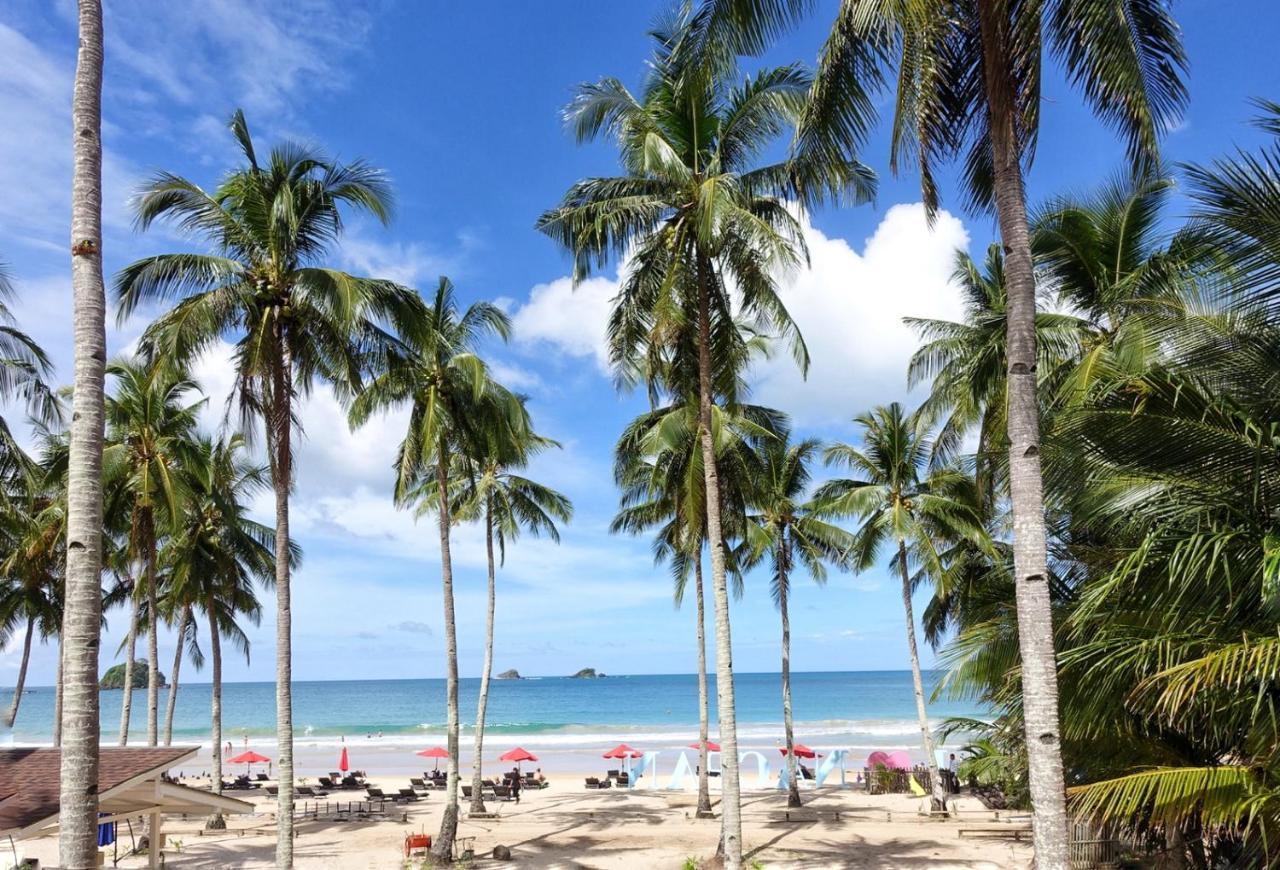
<box><xmin>687</xmin><ymin>741</ymin><xmax>721</xmax><ymax>752</ymax></box>
<box><xmin>886</xmin><ymin>750</ymin><xmax>913</xmax><ymax>770</ymax></box>
<box><xmin>780</xmin><ymin>743</ymin><xmax>820</xmax><ymax>759</ymax></box>
<box><xmin>227</xmin><ymin>750</ymin><xmax>271</xmax><ymax>777</ymax></box>
<box><xmin>866</xmin><ymin>750</ymin><xmax>892</xmax><ymax>769</ymax></box>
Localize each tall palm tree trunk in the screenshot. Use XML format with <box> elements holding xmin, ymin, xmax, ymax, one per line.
<box><xmin>976</xmin><ymin>4</ymin><xmax>1069</xmax><ymax>864</ymax></box>
<box><xmin>779</xmin><ymin>539</ymin><xmax>801</xmax><ymax>809</ymax></box>
<box><xmin>696</xmin><ymin>257</ymin><xmax>742</xmax><ymax>867</ymax></box>
<box><xmin>470</xmin><ymin>497</ymin><xmax>497</xmax><ymax>815</ymax></box>
<box><xmin>432</xmin><ymin>447</ymin><xmax>462</xmax><ymax>862</ymax></box>
<box><xmin>694</xmin><ymin>554</ymin><xmax>712</xmax><ymax>817</ymax></box>
<box><xmin>145</xmin><ymin>528</ymin><xmax>159</xmax><ymax>747</ymax></box>
<box><xmin>206</xmin><ymin>599</ymin><xmax>227</xmax><ymax>830</ymax></box>
<box><xmin>53</xmin><ymin>639</ymin><xmax>64</xmax><ymax>747</ymax></box>
<box><xmin>61</xmin><ymin>1</ymin><xmax>107</xmax><ymax>864</ymax></box>
<box><xmin>4</xmin><ymin>615</ymin><xmax>35</xmax><ymax>728</ymax></box>
<box><xmin>270</xmin><ymin>345</ymin><xmax>296</xmax><ymax>869</ymax></box>
<box><xmin>119</xmin><ymin>590</ymin><xmax>140</xmax><ymax>744</ymax></box>
<box><xmin>163</xmin><ymin>606</ymin><xmax>190</xmax><ymax>745</ymax></box>
<box><xmin>898</xmin><ymin>543</ymin><xmax>945</xmax><ymax>811</ymax></box>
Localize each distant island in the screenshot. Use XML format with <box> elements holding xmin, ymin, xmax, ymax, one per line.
<box><xmin>571</xmin><ymin>668</ymin><xmax>605</xmax><ymax>679</ymax></box>
<box><xmin>496</xmin><ymin>669</ymin><xmax>522</xmax><ymax>680</ymax></box>
<box><xmin>100</xmin><ymin>661</ymin><xmax>166</xmax><ymax>690</ymax></box>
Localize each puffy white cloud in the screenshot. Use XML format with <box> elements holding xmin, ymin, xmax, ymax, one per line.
<box><xmin>504</xmin><ymin>203</ymin><xmax>970</xmax><ymax>425</ymax></box>
<box><xmin>510</xmin><ymin>275</ymin><xmax>616</xmax><ymax>372</ymax></box>
<box><xmin>750</xmin><ymin>204</ymin><xmax>969</xmax><ymax>425</ymax></box>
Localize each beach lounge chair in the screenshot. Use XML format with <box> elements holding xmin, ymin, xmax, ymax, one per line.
<box><xmin>319</xmin><ymin>777</ymin><xmax>336</xmax><ymax>789</ymax></box>
<box><xmin>266</xmin><ymin>786</ymin><xmax>279</xmax><ymax>797</ymax></box>
<box><xmin>462</xmin><ymin>785</ymin><xmax>473</xmax><ymax>799</ymax></box>
<box><xmin>616</xmin><ymin>772</ymin><xmax>630</xmax><ymax>786</ymax></box>
<box><xmin>256</xmin><ymin>773</ymin><xmax>269</xmax><ymax>782</ymax></box>
<box><xmin>341</xmin><ymin>776</ymin><xmax>362</xmax><ymax>790</ymax></box>
<box><xmin>584</xmin><ymin>777</ymin><xmax>600</xmax><ymax>789</ymax></box>
<box><xmin>398</xmin><ymin>788</ymin><xmax>420</xmax><ymax>802</ymax></box>
<box><xmin>366</xmin><ymin>787</ymin><xmax>388</xmax><ymax>802</ymax></box>
<box><xmin>607</xmin><ymin>769</ymin><xmax>620</xmax><ymax>780</ymax></box>
<box><xmin>493</xmin><ymin>784</ymin><xmax>513</xmax><ymax>801</ymax></box>
<box><xmin>410</xmin><ymin>777</ymin><xmax>431</xmax><ymax>794</ymax></box>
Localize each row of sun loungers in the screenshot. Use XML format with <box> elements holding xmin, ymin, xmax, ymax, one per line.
<box><xmin>585</xmin><ymin>770</ymin><xmax>633</xmax><ymax>789</ymax></box>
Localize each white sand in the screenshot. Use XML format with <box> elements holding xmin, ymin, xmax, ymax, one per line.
<box><xmin>18</xmin><ymin>773</ymin><xmax>1033</xmax><ymax>868</ymax></box>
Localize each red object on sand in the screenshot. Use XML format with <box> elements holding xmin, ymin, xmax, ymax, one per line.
<box><xmin>780</xmin><ymin>744</ymin><xmax>820</xmax><ymax>758</ymax></box>
<box><xmin>499</xmin><ymin>747</ymin><xmax>538</xmax><ymax>763</ymax></box>
<box><xmin>339</xmin><ymin>746</ymin><xmax>350</xmax><ymax>772</ymax></box>
<box><xmin>687</xmin><ymin>741</ymin><xmax>721</xmax><ymax>752</ymax></box>
<box><xmin>228</xmin><ymin>751</ymin><xmax>270</xmax><ymax>765</ymax></box>
<box><xmin>416</xmin><ymin>747</ymin><xmax>449</xmax><ymax>758</ymax></box>
<box><xmin>602</xmin><ymin>743</ymin><xmax>642</xmax><ymax>759</ymax></box>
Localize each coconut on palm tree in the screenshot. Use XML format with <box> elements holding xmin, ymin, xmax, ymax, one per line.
<box><xmin>537</xmin><ymin>11</ymin><xmax>868</xmax><ymax>859</ymax></box>
<box><xmin>739</xmin><ymin>436</ymin><xmax>852</xmax><ymax>808</ymax></box>
<box><xmin>348</xmin><ymin>276</ymin><xmax>523</xmax><ymax>860</ymax></box>
<box><xmin>819</xmin><ymin>403</ymin><xmax>989</xmax><ymax>811</ymax></box>
<box><xmin>115</xmin><ymin>110</ymin><xmax>414</xmax><ymax>867</ymax></box>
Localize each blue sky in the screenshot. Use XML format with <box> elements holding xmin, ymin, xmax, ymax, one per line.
<box><xmin>1</xmin><ymin>0</ymin><xmax>1278</xmax><ymax>685</ymax></box>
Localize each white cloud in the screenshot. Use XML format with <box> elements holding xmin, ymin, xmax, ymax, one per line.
<box><xmin>504</xmin><ymin>203</ymin><xmax>970</xmax><ymax>424</ymax></box>
<box><xmin>510</xmin><ymin>275</ymin><xmax>616</xmax><ymax>372</ymax></box>
<box><xmin>750</xmin><ymin>204</ymin><xmax>969</xmax><ymax>424</ymax></box>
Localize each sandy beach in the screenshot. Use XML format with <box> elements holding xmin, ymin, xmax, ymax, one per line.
<box><xmin>16</xmin><ymin>771</ymin><xmax>1033</xmax><ymax>868</ymax></box>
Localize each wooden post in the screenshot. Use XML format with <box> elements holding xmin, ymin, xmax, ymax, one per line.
<box><xmin>148</xmin><ymin>812</ymin><xmax>160</xmax><ymax>869</ymax></box>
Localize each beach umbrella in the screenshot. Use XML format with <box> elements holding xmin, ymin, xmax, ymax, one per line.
<box><xmin>499</xmin><ymin>747</ymin><xmax>537</xmax><ymax>771</ymax></box>
<box><xmin>687</xmin><ymin>741</ymin><xmax>721</xmax><ymax>752</ymax></box>
<box><xmin>602</xmin><ymin>743</ymin><xmax>642</xmax><ymax>759</ymax></box>
<box><xmin>603</xmin><ymin>743</ymin><xmax>642</xmax><ymax>777</ymax></box>
<box><xmin>227</xmin><ymin>750</ymin><xmax>270</xmax><ymax>776</ymax></box>
<box><xmin>780</xmin><ymin>744</ymin><xmax>820</xmax><ymax>759</ymax></box>
<box><xmin>886</xmin><ymin>750</ymin><xmax>912</xmax><ymax>770</ymax></box>
<box><xmin>416</xmin><ymin>746</ymin><xmax>449</xmax><ymax>771</ymax></box>
<box><xmin>338</xmin><ymin>746</ymin><xmax>350</xmax><ymax>773</ymax></box>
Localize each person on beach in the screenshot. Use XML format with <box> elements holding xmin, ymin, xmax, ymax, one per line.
<box><xmin>535</xmin><ymin>768</ymin><xmax>545</xmax><ymax>785</ymax></box>
<box><xmin>510</xmin><ymin>768</ymin><xmax>523</xmax><ymax>803</ymax></box>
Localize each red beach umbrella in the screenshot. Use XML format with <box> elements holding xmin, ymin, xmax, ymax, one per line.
<box><xmin>227</xmin><ymin>750</ymin><xmax>270</xmax><ymax>776</ymax></box>
<box><xmin>499</xmin><ymin>747</ymin><xmax>537</xmax><ymax>770</ymax></box>
<box><xmin>416</xmin><ymin>746</ymin><xmax>449</xmax><ymax>770</ymax></box>
<box><xmin>602</xmin><ymin>743</ymin><xmax>642</xmax><ymax>759</ymax></box>
<box><xmin>687</xmin><ymin>741</ymin><xmax>721</xmax><ymax>752</ymax></box>
<box><xmin>338</xmin><ymin>746</ymin><xmax>350</xmax><ymax>773</ymax></box>
<box><xmin>780</xmin><ymin>744</ymin><xmax>820</xmax><ymax>759</ymax></box>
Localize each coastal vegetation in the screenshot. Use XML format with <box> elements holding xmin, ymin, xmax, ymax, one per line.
<box><xmin>98</xmin><ymin>661</ymin><xmax>164</xmax><ymax>690</ymax></box>
<box><xmin>3</xmin><ymin>0</ymin><xmax>1276</xmax><ymax>867</ymax></box>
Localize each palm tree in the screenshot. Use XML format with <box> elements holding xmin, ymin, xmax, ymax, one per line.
<box><xmin>163</xmin><ymin>433</ymin><xmax>273</xmax><ymax>827</ymax></box>
<box><xmin>739</xmin><ymin>437</ymin><xmax>852</xmax><ymax>807</ymax></box>
<box><xmin>704</xmin><ymin>0</ymin><xmax>1188</xmax><ymax>854</ymax></box>
<box><xmin>0</xmin><ymin>458</ymin><xmax>64</xmax><ymax>729</ymax></box>
<box><xmin>612</xmin><ymin>394</ymin><xmax>778</xmax><ymax>816</ymax></box>
<box><xmin>104</xmin><ymin>358</ymin><xmax>202</xmax><ymax>746</ymax></box>
<box><xmin>115</xmin><ymin>110</ymin><xmax>413</xmax><ymax>867</ymax></box>
<box><xmin>0</xmin><ymin>262</ymin><xmax>59</xmax><ymax>479</ymax></box>
<box><xmin>537</xmin><ymin>12</ymin><xmax>867</xmax><ymax>860</ymax></box>
<box><xmin>61</xmin><ymin>0</ymin><xmax>108</xmax><ymax>862</ymax></box>
<box><xmin>441</xmin><ymin>428</ymin><xmax>571</xmax><ymax>815</ymax></box>
<box><xmin>819</xmin><ymin>404</ymin><xmax>988</xmax><ymax>812</ymax></box>
<box><xmin>348</xmin><ymin>277</ymin><xmax>522</xmax><ymax>860</ymax></box>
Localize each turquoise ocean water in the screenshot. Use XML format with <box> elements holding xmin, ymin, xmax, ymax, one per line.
<box><xmin>2</xmin><ymin>671</ymin><xmax>984</xmax><ymax>756</ymax></box>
